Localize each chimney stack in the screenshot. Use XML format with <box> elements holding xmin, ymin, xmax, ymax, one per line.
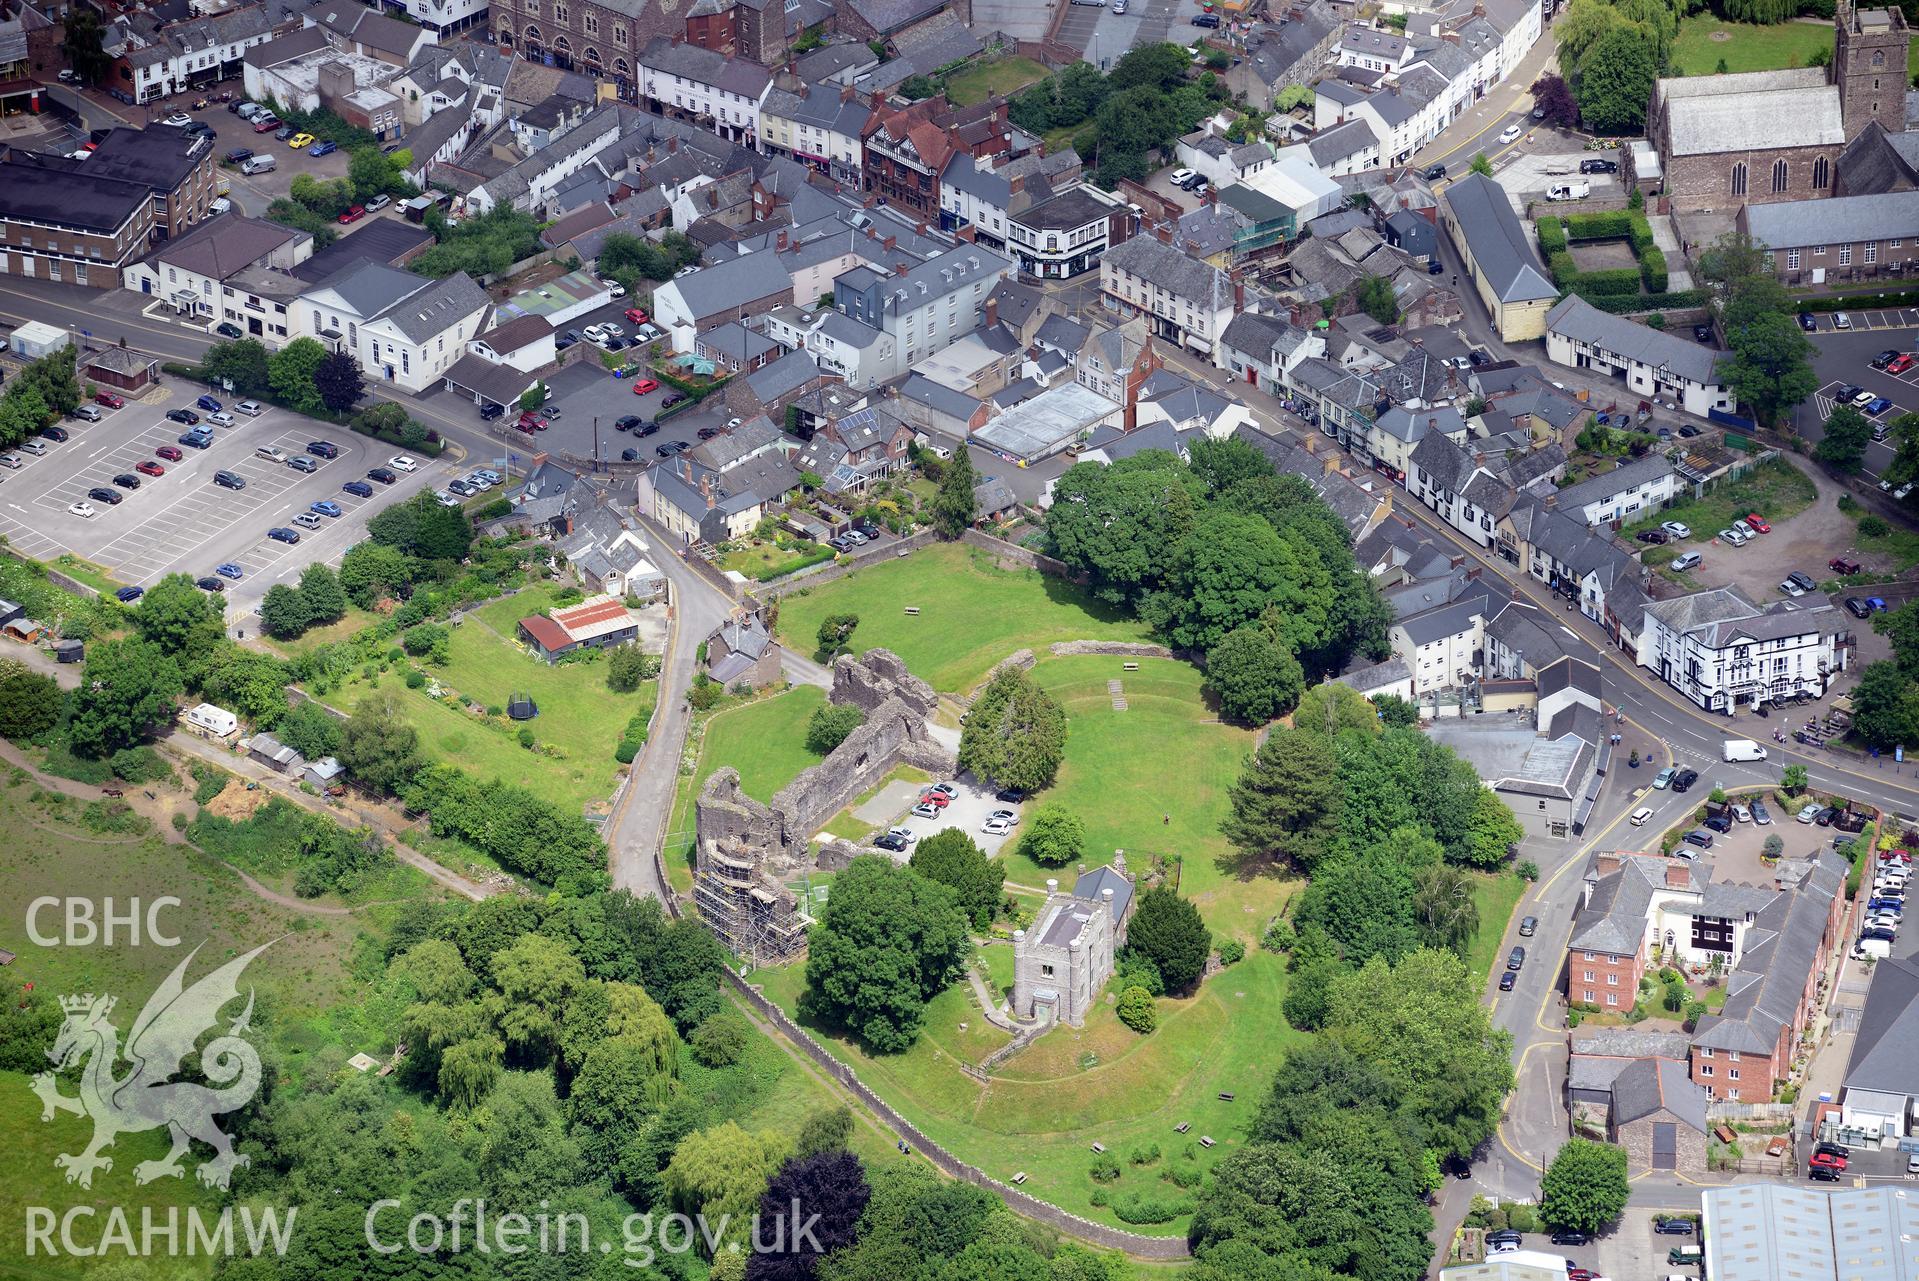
<box><xmin>882</xmin><ymin>234</ymin><xmax>896</xmax><ymax>250</ymax></box>
<box><xmin>776</xmin><ymin>228</ymin><xmax>789</xmax><ymax>251</ymax></box>
<box><xmin>841</xmin><ymin>82</ymin><xmax>855</xmax><ymax>103</ymax></box>
<box><xmin>1155</xmin><ymin>221</ymin><xmax>1173</xmax><ymax>244</ymax></box>
<box><xmin>894</xmin><ymin>261</ymin><xmax>909</xmax><ymax>275</ymax></box>
<box><xmin>984</xmin><ymin>296</ymin><xmax>998</xmax><ymax>329</ymax></box>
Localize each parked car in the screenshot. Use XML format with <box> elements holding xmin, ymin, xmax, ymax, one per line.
<box><xmin>292</xmin><ymin>511</ymin><xmax>322</xmax><ymax>529</ymax></box>
<box><xmin>167</xmin><ymin>408</ymin><xmax>200</xmax><ymax>425</ymax></box>
<box><xmin>1847</xmin><ymin>596</ymin><xmax>1874</xmax><ymax>618</ymax></box>
<box><xmin>310</xmin><ymin>500</ymin><xmax>342</xmax><ymax>518</ymax></box>
<box><xmin>631</xmin><ymin>378</ymin><xmax>660</xmax><ymax>395</ymax></box>
<box><xmin>1549</xmin><ymin>1232</ymin><xmax>1590</xmax><ymax>1247</ymax></box>
<box><xmin>1518</xmin><ymin>915</ymin><xmax>1538</xmax><ymax>937</ymax></box>
<box><xmin>1798</xmin><ymin>803</ymin><xmax>1824</xmax><ymax>823</ymax></box>
<box><xmin>1779</xmin><ymin>571</ymin><xmax>1817</xmax><ymax>596</ymax></box>
<box><xmin>337</xmin><ymin>204</ymin><xmax>365</xmax><ymax>223</ymax></box>
<box><xmin>195</xmin><ymin>575</ymin><xmax>224</xmax><ymax>592</ymax></box>
<box><xmin>1653</xmin><ymin>766</ymin><xmax>1677</xmax><ymax>789</ymax></box>
<box><xmin>267</xmin><ymin>526</ymin><xmax>301</xmax><ymax>544</ymax></box>
<box><xmin>236</xmin><ymin>400</ymin><xmax>262</xmax><ymax>416</ymax></box>
<box><xmin>1661</xmin><ymin>520</ymin><xmax>1691</xmax><ymax>539</ymax></box>
<box><xmin>212</xmin><ymin>470</ymin><xmax>246</xmax><ymax>490</ymax></box>
<box><xmin>213</xmin><ymin>322</ymin><xmax>244</xmax><ymax>339</ymax></box>
<box><xmin>1653</xmin><ymin>1218</ymin><xmax>1695</xmax><ymax>1236</ymax></box>
<box><xmin>215</xmin><ymin>562</ymin><xmax>243</xmax><ymax>581</ymax></box>
<box><xmin>285</xmin><ymin>132</ymin><xmax>315</xmax><ymax>149</ymax></box>
<box><xmin>1506</xmin><ymin>946</ymin><xmax>1526</xmax><ymax>971</ymax></box>
<box><xmin>307</xmin><ymin>440</ymin><xmax>340</xmax><ymax>459</ymax></box>
<box><xmin>1425</xmin><ymin>163</ymin><xmax>1447</xmax><ymax>180</ymax></box>
<box><xmin>135</xmin><ymin>460</ymin><xmax>165</xmax><ymax>477</ymax></box>
<box><xmin>1499</xmin><ymin>123</ymin><xmax>1522</xmax><ymax>144</ymax></box>
<box><xmin>1838</xmin><ymin>384</ymin><xmax>1865</xmax><ymax>403</ymax></box>
<box><xmin>912</xmin><ymin>801</ymin><xmax>940</xmax><ymax>818</ymax></box>
<box><xmin>116</xmin><ymin>586</ymin><xmax>144</xmax><ymax>602</ymax></box>
<box><xmin>1705</xmin><ymin>814</ymin><xmax>1733</xmax><ymax>834</ymax></box>
<box><xmin>310</xmin><ymin>139</ymin><xmax>337</xmax><ymax>156</ymax></box>
<box><xmin>874</xmin><ymin>831</ymin><xmax>908</xmax><ymax>852</ymax></box>
<box><xmin>1579</xmin><ymin>157</ymin><xmax>1617</xmax><ymax>174</ymax></box>
<box><xmin>367</xmin><ymin>193</ymin><xmax>391</xmax><ymax>212</ymax></box>
<box><xmin>86</xmin><ymin>486</ymin><xmax>123</xmax><ymax>505</ymax></box>
<box><xmin>1752</xmin><ymin>800</ymin><xmax>1772</xmax><ymax>824</ymax></box>
<box><xmin>1719</xmin><ymin>527</ymin><xmax>1749</xmax><ymax>546</ymax></box>
<box><xmin>208</xmin><ymin>411</ymin><xmax>235</xmax><ymax>427</ymax></box>
<box><xmin>388</xmin><ymin>454</ymin><xmax>418</xmax><ymax>472</ymax></box>
<box><xmin>624</xmin><ymin>307</ymin><xmax>649</xmax><ymax>325</ymax></box>
<box><xmin>342</xmin><ymin>479</ymin><xmax>374</xmax><ymax>497</ymax></box>
<box><xmin>111</xmin><ymin>472</ymin><xmax>140</xmax><ymax>490</ymax></box>
<box><xmin>1871</xmin><ymin>350</ymin><xmax>1900</xmax><ymax>369</ymax></box>
<box><xmin>1636</xmin><ymin>529</ymin><xmax>1669</xmax><ymax>544</ymax></box>
<box><xmin>1891</xmin><ymin>353</ymin><xmax>1916</xmax><ymax>374</ymax></box>
<box><xmin>367</xmin><ymin>467</ymin><xmax>398</xmax><ymax>484</ymax></box>
<box><xmin>1835</xmin><ymin>312</ymin><xmax>1854</xmax><ymax>329</ymax></box>
<box><xmin>1745</xmin><ymin>512</ymin><xmax>1770</xmax><ymax>533</ymax></box>
<box><xmin>1672</xmin><ymin>768</ymin><xmax>1699</xmax><ymax>792</ymax></box>
<box><xmin>156</xmin><ymin>445</ymin><xmax>184</xmax><ymax>461</ymax></box>
<box><xmin>448</xmin><ymin>478</ymin><xmax>476</xmax><ymax>497</ymax></box>
<box><xmin>1498</xmin><ymin>971</ymin><xmax>1517</xmax><ymax>991</ymax></box>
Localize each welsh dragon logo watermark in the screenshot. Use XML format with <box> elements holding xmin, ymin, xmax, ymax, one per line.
<box><xmin>31</xmin><ymin>941</ymin><xmax>270</xmax><ymax>1191</ymax></box>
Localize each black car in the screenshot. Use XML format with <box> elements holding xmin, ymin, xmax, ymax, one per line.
<box><xmin>874</xmin><ymin>832</ymin><xmax>908</xmax><ymax>852</ymax></box>
<box><xmin>620</xmin><ymin>448</ymin><xmax>639</xmax><ymax>462</ymax></box>
<box><xmin>1653</xmin><ymin>1218</ymin><xmax>1695</xmax><ymax>1236</ymax></box>
<box><xmin>1815</xmin><ymin>1143</ymin><xmax>1852</xmax><ymax>1160</ymax></box>
<box><xmin>1678</xmin><ymin>425</ymin><xmax>1701</xmax><ymax>437</ymax></box>
<box><xmin>1486</xmin><ymin>1231</ymin><xmax>1522</xmax><ymax>1248</ymax></box>
<box><xmin>307</xmin><ymin>440</ymin><xmax>340</xmax><ymax>459</ymax></box>
<box><xmin>995</xmin><ymin>788</ymin><xmax>1027</xmax><ymax>803</ymax></box>
<box><xmin>1873</xmin><ymin>349</ymin><xmax>1902</xmax><ymax>369</ymax></box>
<box><xmin>212</xmin><ymin>470</ymin><xmax>246</xmax><ymax>490</ymax></box>
<box><xmin>1816</xmin><ymin>806</ymin><xmax>1838</xmax><ymax>826</ymax></box>
<box><xmin>368</xmin><ymin>467</ymin><xmax>398</xmax><ymax>484</ymax></box>
<box><xmin>266</xmin><ymin>526</ymin><xmax>301</xmax><ymax>544</ymax></box>
<box><xmin>1848</xmin><ymin>596</ymin><xmax>1874</xmax><ymax>618</ymax></box>
<box><xmin>111</xmin><ymin>473</ymin><xmax>140</xmax><ymax>489</ymax></box>
<box><xmin>479</xmin><ymin>401</ymin><xmax>506</xmax><ymax>420</ymax></box>
<box><xmin>1636</xmin><ymin>529</ymin><xmax>1669</xmax><ymax>544</ymax></box>
<box><xmin>1579</xmin><ymin>158</ymin><xmax>1618</xmax><ymax>174</ymax></box>
<box><xmin>447</xmin><ymin>478</ymin><xmax>477</xmax><ymax>496</ymax></box>
<box><xmin>1468</xmin><ymin>349</ymin><xmax>1488</xmax><ymax>366</ymax></box>
<box><xmin>1672</xmin><ymin>768</ymin><xmax>1699</xmax><ymax>792</ymax></box>
<box><xmin>167</xmin><ymin>408</ymin><xmax>201</xmax><ymax>425</ymax></box>
<box><xmin>86</xmin><ymin>486</ymin><xmax>123</xmax><ymax>505</ymax></box>
<box><xmin>555</xmin><ymin>329</ymin><xmax>581</xmax><ymax>351</ymax></box>
<box><xmin>1427</xmin><ymin>258</ymin><xmax>1444</xmax><ymax>275</ymax></box>
<box><xmin>660</xmin><ymin>392</ymin><xmax>687</xmax><ymax>410</ymax></box>
<box><xmin>1810</xmin><ymin>1164</ymin><xmax>1841</xmax><ymax>1182</ymax></box>
<box><xmin>1684</xmin><ymin>828</ymin><xmax>1715</xmax><ymax>849</ymax></box>
<box><xmin>655</xmin><ymin>442</ymin><xmax>677</xmax><ymax>457</ymax></box>
<box><xmin>697</xmin><ymin>426</ymin><xmax>721</xmax><ymax>440</ymax></box>
<box><xmin>116</xmin><ymin>586</ymin><xmax>144</xmax><ymax>602</ymax></box>
<box><xmin>854</xmin><ymin>518</ymin><xmax>881</xmax><ymax>539</ymax></box>
<box><xmin>1799</xmin><ymin>311</ymin><xmax>1818</xmax><ymax>331</ymax></box>
<box><xmin>179</xmin><ymin>431</ymin><xmax>212</xmax><ymax>449</ymax></box>
<box><xmin>1498</xmin><ymin>970</ymin><xmax>1517</xmax><ymax>991</ymax></box>
<box><xmin>1694</xmin><ymin>324</ymin><xmax>1713</xmax><ymax>343</ymax></box>
<box><xmin>39</xmin><ymin>424</ymin><xmax>69</xmax><ymax>442</ymax></box>
<box><xmin>1705</xmin><ymin>814</ymin><xmax>1733</xmax><ymax>833</ymax></box>
<box><xmin>1550</xmin><ymin>1231</ymin><xmax>1590</xmax><ymax>1247</ymax></box>
<box><xmin>196</xmin><ymin>576</ymin><xmax>225</xmax><ymax>592</ymax></box>
<box><xmin>1837</xmin><ymin>384</ymin><xmax>1864</xmax><ymax>403</ymax></box>
<box><xmin>225</xmin><ymin>146</ymin><xmax>254</xmax><ymax>164</ymax></box>
<box><xmin>615</xmin><ymin>415</ymin><xmax>642</xmax><ymax>432</ymax></box>
<box><xmin>637</xmin><ymin>421</ymin><xmax>660</xmax><ymax>437</ymax></box>
<box><xmin>1507</xmin><ymin>946</ymin><xmax>1526</xmax><ymax>971</ymax></box>
<box><xmin>1425</xmin><ymin>163</ymin><xmax>1447</xmax><ymax>180</ymax></box>
<box><xmin>342</xmin><ymin>479</ymin><xmax>374</xmax><ymax>497</ymax></box>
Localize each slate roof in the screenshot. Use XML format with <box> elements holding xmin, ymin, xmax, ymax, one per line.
<box><xmin>310</xmin><ymin>259</ymin><xmax>428</xmax><ymax>319</ymax></box>
<box><xmin>900</xmin><ymin>372</ymin><xmax>982</xmax><ymax>423</ymax></box>
<box><xmin>478</xmin><ymin>313</ymin><xmax>553</xmax><ymax>353</ymax></box>
<box><xmin>145</xmin><ymin>215</ymin><xmax>302</xmax><ymax>279</ymax></box>
<box><xmin>1843</xmin><ymin>955</ymin><xmax>1919</xmax><ymax>1096</ymax></box>
<box><xmin>1036</xmin><ymin>314</ymin><xmax>1091</xmax><ymax>354</ymax></box>
<box><xmin>1074</xmin><ymin>865</ymin><xmax>1134</xmax><ymax>920</ymax></box>
<box><xmin>1101</xmin><ymin>233</ymin><xmax>1228</xmax><ymax>306</ymax></box>
<box><xmin>1221</xmin><ymin>311</ymin><xmax>1302</xmax><ymax>360</ymax></box>
<box><xmin>743</xmin><ymin>350</ymin><xmax>821</xmax><ymax>405</ymax></box>
<box><xmin>1744</xmin><ymin>189</ymin><xmax>1919</xmax><ymax>253</ymax></box>
<box><xmin>637</xmin><ymin>38</ymin><xmax>773</xmax><ymax>97</ymax></box>
<box><xmin>1571</xmin><ymin>852</ymin><xmax>1701</xmax><ymax>956</ymax></box>
<box><xmin>1655</xmin><ymin>68</ymin><xmax>1843</xmax><ymax>157</ymax></box>
<box><xmin>1333</xmin><ymin>656</ymin><xmax>1410</xmax><ymax>693</ymax></box>
<box><xmin>1833</xmin><ymin>120</ymin><xmax>1919</xmax><ymax>196</ymax></box>
<box><xmin>1443</xmin><ymin>173</ymin><xmax>1556</xmax><ymax>303</ymax></box>
<box><xmin>1308</xmin><ymin>117</ymin><xmax>1379</xmax><ymax>168</ymax></box>
<box><xmin>1693</xmin><ymin>852</ymin><xmax>1845</xmax><ymax>1055</ymax></box>
<box><xmin>1547</xmin><ymin>295</ymin><xmax>1723</xmax><ymax>387</ymax></box>
<box><xmin>1611</xmin><ymin>1056</ymin><xmax>1708</xmax><ymax>1131</ymax></box>
<box><xmin>1551</xmin><ymin>454</ymin><xmax>1677</xmax><ymax>515</ymax></box>
<box><xmin>666</xmin><ymin>252</ymin><xmax>792</xmax><ymax>319</ymax></box>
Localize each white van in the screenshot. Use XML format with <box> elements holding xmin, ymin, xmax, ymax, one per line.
<box><xmin>240</xmin><ymin>155</ymin><xmax>276</xmax><ymax>175</ymax></box>
<box><xmin>1723</xmin><ymin>738</ymin><xmax>1769</xmax><ymax>762</ymax></box>
<box><xmin>1630</xmin><ymin>805</ymin><xmax>1655</xmax><ymax>826</ymax></box>
<box><xmin>1856</xmin><ymin>935</ymin><xmax>1893</xmax><ymax>960</ymax></box>
<box><xmin>1546</xmin><ymin>180</ymin><xmax>1592</xmax><ymax>202</ymax></box>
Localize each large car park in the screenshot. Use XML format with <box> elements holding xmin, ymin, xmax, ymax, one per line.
<box><xmin>0</xmin><ymin>395</ymin><xmax>444</xmax><ymax>611</ymax></box>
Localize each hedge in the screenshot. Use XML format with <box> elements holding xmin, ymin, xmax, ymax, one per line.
<box><xmin>1536</xmin><ymin>217</ymin><xmax>1568</xmax><ymax>256</ymax></box>
<box><xmin>1567</xmin><ymin>286</ymin><xmax>1712</xmax><ymax>314</ymax></box>
<box><xmin>1548</xmin><ymin>250</ymin><xmax>1578</xmax><ymax>290</ymax></box>
<box><xmin>1641</xmin><ymin>245</ymin><xmax>1668</xmax><ymax>294</ymax></box>
<box><xmin>1798</xmin><ymin>290</ymin><xmax>1919</xmax><ymax>312</ymax></box>
<box><xmin>1572</xmin><ymin>267</ymin><xmax>1645</xmax><ymax>297</ymax></box>
<box><xmin>1564</xmin><ymin>210</ymin><xmax>1633</xmax><ymax>240</ymax></box>
<box><xmin>1628</xmin><ymin>213</ymin><xmax>1655</xmax><ymax>254</ymax></box>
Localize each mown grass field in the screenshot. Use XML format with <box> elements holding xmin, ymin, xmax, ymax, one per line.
<box><xmin>1669</xmin><ymin>17</ymin><xmax>1832</xmax><ymax>75</ymax></box>
<box><xmin>1464</xmin><ymin>870</ymin><xmax>1530</xmax><ymax>985</ymax></box>
<box><xmin>753</xmin><ymin>945</ymin><xmax>1302</xmax><ymax>1234</ymax></box>
<box><xmin>941</xmin><ymin>56</ymin><xmax>1051</xmax><ymax>106</ymax></box>
<box><xmin>1007</xmin><ymin>656</ymin><xmax>1278</xmax><ymax>940</ymax></box>
<box><xmin>664</xmin><ymin>686</ymin><xmax>829</xmax><ymax>892</ymax></box>
<box><xmin>312</xmin><ymin>586</ymin><xmax>656</xmax><ymax>816</ymax></box>
<box><xmin>774</xmin><ymin>543</ymin><xmax>1154</xmax><ymax>693</ymax></box>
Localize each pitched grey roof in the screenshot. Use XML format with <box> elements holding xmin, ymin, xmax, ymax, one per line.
<box><xmin>371</xmin><ymin>272</ymin><xmax>490</xmax><ymax>342</ymax></box>
<box><xmin>1693</xmin><ymin>852</ymin><xmax>1845</xmax><ymax>1055</ymax></box>
<box><xmin>900</xmin><ymin>372</ymin><xmax>982</xmax><ymax>422</ymax></box>
<box><xmin>1101</xmin><ymin>234</ymin><xmax>1228</xmax><ymax>306</ymax></box>
<box><xmin>1571</xmin><ymin>852</ymin><xmax>1700</xmax><ymax>955</ymax></box>
<box><xmin>1743</xmin><ymin>188</ymin><xmax>1919</xmax><ymax>253</ymax></box>
<box><xmin>666</xmin><ymin>252</ymin><xmax>792</xmax><ymax>319</ymax></box>
<box><xmin>744</xmin><ymin>350</ymin><xmax>820</xmax><ymax>404</ymax></box>
<box><xmin>1551</xmin><ymin>454</ymin><xmax>1677</xmax><ymax>514</ymax></box>
<box><xmin>311</xmin><ymin>259</ymin><xmax>428</xmax><ymax>318</ymax></box>
<box><xmin>1036</xmin><ymin>314</ymin><xmax>1091</xmax><ymax>354</ymax></box>
<box><xmin>1308</xmin><ymin>118</ymin><xmax>1379</xmax><ymax>168</ymax></box>
<box><xmin>637</xmin><ymin>38</ymin><xmax>773</xmax><ymax>97</ymax></box>
<box><xmin>1611</xmin><ymin>1056</ymin><xmax>1708</xmax><ymax>1132</ymax></box>
<box><xmin>1546</xmin><ymin>295</ymin><xmax>1723</xmax><ymax>387</ymax></box>
<box><xmin>1844</xmin><ymin>955</ymin><xmax>1919</xmax><ymax>1096</ymax></box>
<box><xmin>1444</xmin><ymin>173</ymin><xmax>1557</xmax><ymax>304</ymax></box>
<box><xmin>1074</xmin><ymin>865</ymin><xmax>1133</xmax><ymax>920</ymax></box>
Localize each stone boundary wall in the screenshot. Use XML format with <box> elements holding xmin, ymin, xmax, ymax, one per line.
<box><xmin>1049</xmin><ymin>641</ymin><xmax>1173</xmax><ymax>659</ymax></box>
<box><xmin>755</xmin><ymin>528</ymin><xmax>939</xmax><ymax>601</ymax></box>
<box><xmin>959</xmin><ymin>528</ymin><xmax>1080</xmax><ymax>579</ymax></box>
<box><xmin>2</xmin><ymin>546</ymin><xmax>100</xmax><ymax>599</ymax></box>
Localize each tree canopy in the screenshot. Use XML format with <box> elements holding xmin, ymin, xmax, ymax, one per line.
<box><xmin>800</xmin><ymin>856</ymin><xmax>972</xmax><ymax>1052</ymax></box>
<box><xmin>957</xmin><ymin>667</ymin><xmax>1067</xmax><ymax>792</ymax></box>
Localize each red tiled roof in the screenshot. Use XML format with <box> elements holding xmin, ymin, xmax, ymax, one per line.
<box><xmin>552</xmin><ymin>595</ymin><xmax>628</xmax><ymax>632</ymax></box>
<box><xmin>519</xmin><ymin>615</ymin><xmax>572</xmax><ymax>651</ymax></box>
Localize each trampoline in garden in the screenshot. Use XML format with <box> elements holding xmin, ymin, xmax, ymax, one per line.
<box><xmin>507</xmin><ymin>693</ymin><xmax>538</xmax><ymax>721</ymax></box>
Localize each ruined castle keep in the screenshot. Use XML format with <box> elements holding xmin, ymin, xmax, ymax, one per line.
<box><xmin>692</xmin><ymin>649</ymin><xmax>954</xmax><ymax>960</ymax></box>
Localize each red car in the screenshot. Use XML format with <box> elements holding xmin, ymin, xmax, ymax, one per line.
<box><xmin>918</xmin><ymin>790</ymin><xmax>951</xmax><ymax>809</ymax></box>
<box><xmin>338</xmin><ymin>205</ymin><xmax>366</xmax><ymax>224</ymax></box>
<box><xmin>94</xmin><ymin>391</ymin><xmax>124</xmax><ymax>409</ymax></box>
<box><xmin>134</xmin><ymin>459</ymin><xmax>165</xmax><ymax>477</ymax></box>
<box><xmin>631</xmin><ymin>378</ymin><xmax>660</xmax><ymax>395</ymax></box>
<box><xmin>516</xmin><ymin>412</ymin><xmax>548</xmax><ymax>432</ymax></box>
<box><xmin>252</xmin><ymin>117</ymin><xmax>279</xmax><ymax>133</ymax></box>
<box><xmin>1745</xmin><ymin>512</ymin><xmax>1771</xmax><ymax>533</ymax></box>
<box><xmin>1890</xmin><ymin>353</ymin><xmax>1915</xmax><ymax>374</ymax></box>
<box><xmin>155</xmin><ymin>445</ymin><xmax>184</xmax><ymax>462</ymax></box>
<box><xmin>1811</xmin><ymin>1151</ymin><xmax>1847</xmax><ymax>1170</ymax></box>
<box><xmin>624</xmin><ymin>307</ymin><xmax>649</xmax><ymax>325</ymax></box>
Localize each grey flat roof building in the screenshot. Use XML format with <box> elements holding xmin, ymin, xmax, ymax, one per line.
<box><xmin>1703</xmin><ymin>1185</ymin><xmax>1919</xmax><ymax>1281</ymax></box>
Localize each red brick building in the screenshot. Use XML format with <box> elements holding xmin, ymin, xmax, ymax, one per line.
<box><xmin>861</xmin><ymin>94</ymin><xmax>1010</xmax><ymax>221</ymax></box>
